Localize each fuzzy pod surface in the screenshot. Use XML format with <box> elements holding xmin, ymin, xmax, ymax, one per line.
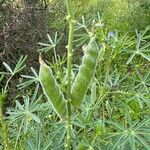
<box><xmin>39</xmin><ymin>59</ymin><xmax>67</xmax><ymax>119</ymax></box>
<box><xmin>71</xmin><ymin>36</ymin><xmax>100</xmax><ymax>108</ymax></box>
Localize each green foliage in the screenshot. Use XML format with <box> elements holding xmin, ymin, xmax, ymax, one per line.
<box><xmin>105</xmin><ymin>119</ymin><xmax>150</xmax><ymax>150</ymax></box>
<box><xmin>0</xmin><ymin>55</ymin><xmax>27</xmax><ymax>76</ymax></box>
<box><xmin>0</xmin><ymin>1</ymin><xmax>150</xmax><ymax>150</ymax></box>
<box><xmin>74</xmin><ymin>0</ymin><xmax>150</xmax><ymax>34</ymax></box>
<box><xmin>125</xmin><ymin>27</ymin><xmax>150</xmax><ymax>64</ymax></box>
<box><xmin>17</xmin><ymin>67</ymin><xmax>39</xmax><ymax>89</ymax></box>
<box><xmin>38</xmin><ymin>32</ymin><xmax>63</xmax><ymax>53</ymax></box>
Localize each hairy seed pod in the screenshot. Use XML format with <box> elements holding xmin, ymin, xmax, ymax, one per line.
<box><xmin>39</xmin><ymin>58</ymin><xmax>67</xmax><ymax>119</ymax></box>
<box><xmin>71</xmin><ymin>36</ymin><xmax>100</xmax><ymax>108</ymax></box>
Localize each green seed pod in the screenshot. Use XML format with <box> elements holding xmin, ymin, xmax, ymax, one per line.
<box><xmin>71</xmin><ymin>36</ymin><xmax>99</xmax><ymax>108</ymax></box>
<box><xmin>39</xmin><ymin>59</ymin><xmax>67</xmax><ymax>119</ymax></box>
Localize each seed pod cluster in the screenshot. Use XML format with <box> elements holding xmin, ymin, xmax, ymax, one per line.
<box><xmin>39</xmin><ymin>59</ymin><xmax>67</xmax><ymax>119</ymax></box>
<box><xmin>71</xmin><ymin>36</ymin><xmax>100</xmax><ymax>108</ymax></box>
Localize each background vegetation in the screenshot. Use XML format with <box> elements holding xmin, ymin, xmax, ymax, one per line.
<box><xmin>0</xmin><ymin>0</ymin><xmax>150</xmax><ymax>149</ymax></box>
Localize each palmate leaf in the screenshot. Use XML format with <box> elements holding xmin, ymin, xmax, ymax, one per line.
<box><xmin>73</xmin><ymin>33</ymin><xmax>89</xmax><ymax>47</ymax></box>
<box><xmin>133</xmin><ymin>70</ymin><xmax>150</xmax><ymax>93</ymax></box>
<box><xmin>1</xmin><ymin>55</ymin><xmax>27</xmax><ymax>75</ymax></box>
<box><xmin>127</xmin><ymin>89</ymin><xmax>150</xmax><ymax>109</ymax></box>
<box><xmin>7</xmin><ymin>96</ymin><xmax>41</xmax><ymax>123</ymax></box>
<box><xmin>38</xmin><ymin>32</ymin><xmax>63</xmax><ymax>53</ymax></box>
<box><xmin>126</xmin><ymin>28</ymin><xmax>150</xmax><ymax>64</ymax></box>
<box><xmin>26</xmin><ymin>121</ymin><xmax>66</xmax><ymax>150</ymax></box>
<box><xmin>106</xmin><ymin>119</ymin><xmax>150</xmax><ymax>150</ymax></box>
<box><xmin>17</xmin><ymin>67</ymin><xmax>39</xmax><ymax>89</ymax></box>
<box><xmin>13</xmin><ymin>55</ymin><xmax>27</xmax><ymax>74</ymax></box>
<box><xmin>74</xmin><ymin>13</ymin><xmax>105</xmax><ymax>48</ymax></box>
<box><xmin>74</xmin><ymin>16</ymin><xmax>88</xmax><ymax>31</ymax></box>
<box><xmin>6</xmin><ymin>86</ymin><xmax>47</xmax><ymax>133</ymax></box>
<box><xmin>26</xmin><ymin>127</ymin><xmax>52</xmax><ymax>150</ymax></box>
<box><xmin>126</xmin><ymin>48</ymin><xmax>150</xmax><ymax>64</ymax></box>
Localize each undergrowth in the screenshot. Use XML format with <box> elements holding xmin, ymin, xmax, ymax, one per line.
<box><xmin>0</xmin><ymin>1</ymin><xmax>150</xmax><ymax>150</ymax></box>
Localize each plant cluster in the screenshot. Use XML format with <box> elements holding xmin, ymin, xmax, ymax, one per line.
<box><xmin>0</xmin><ymin>0</ymin><xmax>150</xmax><ymax>150</ymax></box>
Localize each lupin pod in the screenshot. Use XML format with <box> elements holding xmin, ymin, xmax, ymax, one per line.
<box><xmin>39</xmin><ymin>58</ymin><xmax>67</xmax><ymax>119</ymax></box>
<box><xmin>71</xmin><ymin>36</ymin><xmax>100</xmax><ymax>108</ymax></box>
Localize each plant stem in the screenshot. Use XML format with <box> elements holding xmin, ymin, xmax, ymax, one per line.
<box><xmin>64</xmin><ymin>0</ymin><xmax>74</xmax><ymax>149</ymax></box>
<box><xmin>0</xmin><ymin>96</ymin><xmax>10</xmax><ymax>150</ymax></box>
<box><xmin>4</xmin><ymin>75</ymin><xmax>13</xmax><ymax>92</ymax></box>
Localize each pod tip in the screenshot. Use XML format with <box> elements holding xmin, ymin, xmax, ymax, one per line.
<box><xmin>39</xmin><ymin>53</ymin><xmax>44</xmax><ymax>64</ymax></box>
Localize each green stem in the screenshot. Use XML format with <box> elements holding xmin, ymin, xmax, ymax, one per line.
<box><xmin>0</xmin><ymin>97</ymin><xmax>10</xmax><ymax>150</ymax></box>
<box><xmin>64</xmin><ymin>0</ymin><xmax>74</xmax><ymax>149</ymax></box>
<box><xmin>0</xmin><ymin>100</ymin><xmax>3</xmax><ymax>121</ymax></box>
<box><xmin>4</xmin><ymin>75</ymin><xmax>13</xmax><ymax>92</ymax></box>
